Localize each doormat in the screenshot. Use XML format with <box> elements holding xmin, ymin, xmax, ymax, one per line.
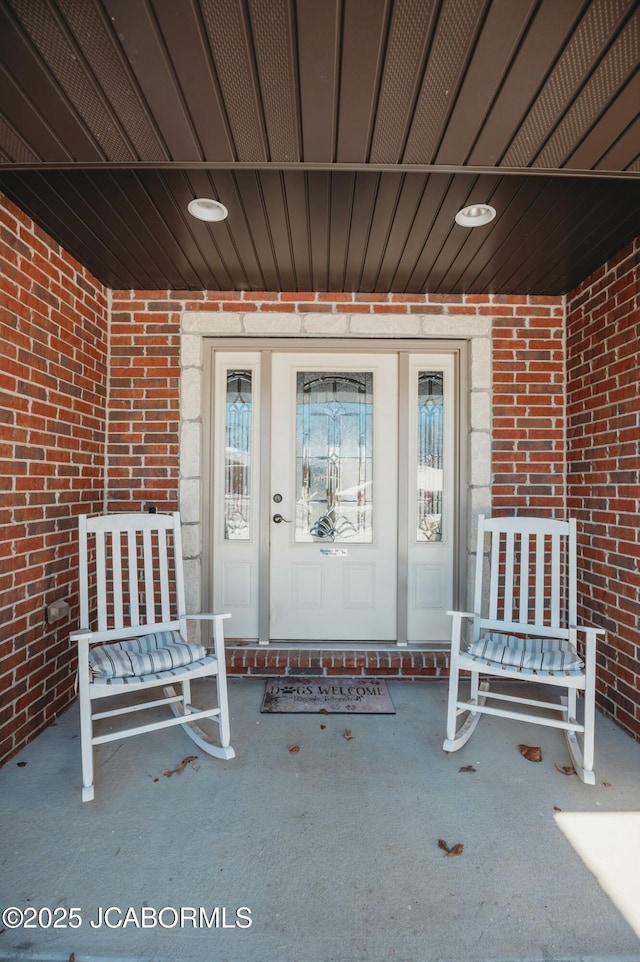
<box><xmin>260</xmin><ymin>677</ymin><xmax>395</xmax><ymax>714</ymax></box>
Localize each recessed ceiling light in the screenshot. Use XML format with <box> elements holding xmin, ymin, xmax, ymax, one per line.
<box><xmin>187</xmin><ymin>197</ymin><xmax>228</xmax><ymax>222</ymax></box>
<box><xmin>455</xmin><ymin>204</ymin><xmax>496</xmax><ymax>227</ymax></box>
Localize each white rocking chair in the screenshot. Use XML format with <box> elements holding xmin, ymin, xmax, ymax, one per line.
<box><xmin>444</xmin><ymin>515</ymin><xmax>602</xmax><ymax>784</ymax></box>
<box><xmin>72</xmin><ymin>511</ymin><xmax>235</xmax><ymax>801</ymax></box>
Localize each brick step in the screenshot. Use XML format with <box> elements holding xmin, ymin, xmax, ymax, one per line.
<box><xmin>226</xmin><ymin>646</ymin><xmax>450</xmax><ymax>679</ymax></box>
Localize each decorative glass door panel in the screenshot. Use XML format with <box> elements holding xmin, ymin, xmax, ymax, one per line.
<box><xmin>296</xmin><ymin>371</ymin><xmax>373</xmax><ymax>543</ymax></box>
<box><xmin>417</xmin><ymin>372</ymin><xmax>444</xmax><ymax>542</ymax></box>
<box><xmin>212</xmin><ymin>353</ymin><xmax>260</xmax><ymax>639</ymax></box>
<box><xmin>224</xmin><ymin>370</ymin><xmax>252</xmax><ymax>541</ymax></box>
<box><xmin>270</xmin><ymin>354</ymin><xmax>397</xmax><ymax>641</ymax></box>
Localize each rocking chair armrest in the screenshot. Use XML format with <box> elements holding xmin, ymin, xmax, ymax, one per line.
<box><xmin>180</xmin><ymin>613</ymin><xmax>232</xmax><ymax>663</ymax></box>
<box><xmin>447</xmin><ymin>611</ymin><xmax>475</xmax><ymax>656</ymax></box>
<box><xmin>70</xmin><ymin>630</ymin><xmax>93</xmax><ymax>643</ymax></box>
<box><xmin>571</xmin><ymin>625</ymin><xmax>602</xmax><ymax>679</ymax></box>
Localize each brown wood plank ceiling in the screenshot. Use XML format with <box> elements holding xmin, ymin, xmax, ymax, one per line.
<box><xmin>0</xmin><ymin>0</ymin><xmax>638</xmax><ymax>294</ymax></box>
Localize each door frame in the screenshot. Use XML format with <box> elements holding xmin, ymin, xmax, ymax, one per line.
<box><xmin>202</xmin><ymin>338</ymin><xmax>469</xmax><ymax>646</ymax></box>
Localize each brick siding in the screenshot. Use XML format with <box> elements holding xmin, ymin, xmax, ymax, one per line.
<box><xmin>108</xmin><ymin>297</ymin><xmax>181</xmax><ymax>512</ymax></box>
<box><xmin>226</xmin><ymin>646</ymin><xmax>449</xmax><ymax>679</ymax></box>
<box><xmin>566</xmin><ymin>238</ymin><xmax>640</xmax><ymax>740</ymax></box>
<box><xmin>491</xmin><ymin>306</ymin><xmax>566</xmax><ymax>515</ymax></box>
<box><xmin>0</xmin><ymin>195</ymin><xmax>107</xmax><ymax>765</ymax></box>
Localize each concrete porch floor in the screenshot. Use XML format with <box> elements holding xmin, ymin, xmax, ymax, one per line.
<box><xmin>1</xmin><ymin>678</ymin><xmax>639</xmax><ymax>962</ymax></box>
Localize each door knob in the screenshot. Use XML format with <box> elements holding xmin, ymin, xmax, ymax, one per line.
<box><xmin>272</xmin><ymin>513</ymin><xmax>291</xmax><ymax>524</ymax></box>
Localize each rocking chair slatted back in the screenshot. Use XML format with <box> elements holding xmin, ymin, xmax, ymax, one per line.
<box><xmin>79</xmin><ymin>512</ymin><xmax>185</xmax><ymax>643</ymax></box>
<box><xmin>475</xmin><ymin>515</ymin><xmax>577</xmax><ymax>641</ymax></box>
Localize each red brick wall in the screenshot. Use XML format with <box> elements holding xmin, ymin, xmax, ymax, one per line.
<box><xmin>108</xmin><ymin>293</ymin><xmax>182</xmax><ymax>512</ymax></box>
<box><xmin>491</xmin><ymin>301</ymin><xmax>566</xmax><ymax>514</ymax></box>
<box><xmin>0</xmin><ymin>193</ymin><xmax>107</xmax><ymax>764</ymax></box>
<box><xmin>566</xmin><ymin>237</ymin><xmax>640</xmax><ymax>740</ymax></box>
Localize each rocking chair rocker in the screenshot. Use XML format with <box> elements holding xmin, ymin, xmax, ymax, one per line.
<box><xmin>72</xmin><ymin>511</ymin><xmax>235</xmax><ymax>801</ymax></box>
<box><xmin>444</xmin><ymin>515</ymin><xmax>602</xmax><ymax>784</ymax></box>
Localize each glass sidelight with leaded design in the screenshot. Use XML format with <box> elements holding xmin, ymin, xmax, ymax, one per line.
<box><xmin>223</xmin><ymin>370</ymin><xmax>253</xmax><ymax>541</ymax></box>
<box><xmin>416</xmin><ymin>371</ymin><xmax>444</xmax><ymax>543</ymax></box>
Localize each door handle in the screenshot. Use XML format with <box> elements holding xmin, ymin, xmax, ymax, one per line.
<box><xmin>272</xmin><ymin>513</ymin><xmax>292</xmax><ymax>524</ymax></box>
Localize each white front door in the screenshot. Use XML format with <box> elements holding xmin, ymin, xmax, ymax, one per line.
<box><xmin>210</xmin><ymin>345</ymin><xmax>458</xmax><ymax>644</ymax></box>
<box><xmin>269</xmin><ymin>353</ymin><xmax>398</xmax><ymax>640</ymax></box>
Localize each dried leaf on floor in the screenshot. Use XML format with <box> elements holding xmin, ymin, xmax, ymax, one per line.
<box><xmin>162</xmin><ymin>755</ymin><xmax>199</xmax><ymax>777</ymax></box>
<box><xmin>459</xmin><ymin>764</ymin><xmax>476</xmax><ymax>772</ymax></box>
<box><xmin>603</xmin><ymin>781</ymin><xmax>611</xmax><ymax>788</ymax></box>
<box><xmin>319</xmin><ymin>708</ymin><xmax>330</xmax><ymax>715</ymax></box>
<box><xmin>553</xmin><ymin>805</ymin><xmax>562</xmax><ymax>812</ymax></box>
<box><xmin>16</xmin><ymin>761</ymin><xmax>27</xmax><ymax>768</ymax></box>
<box><xmin>288</xmin><ymin>744</ymin><xmax>300</xmax><ymax>753</ymax></box>
<box><xmin>343</xmin><ymin>729</ymin><xmax>354</xmax><ymax>740</ymax></box>
<box><xmin>555</xmin><ymin>764</ymin><xmax>576</xmax><ymax>776</ymax></box>
<box><xmin>518</xmin><ymin>744</ymin><xmax>542</xmax><ymax>762</ymax></box>
<box><xmin>438</xmin><ymin>838</ymin><xmax>463</xmax><ymax>856</ymax></box>
<box><xmin>320</xmin><ymin>723</ymin><xmax>326</xmax><ymax>730</ymax></box>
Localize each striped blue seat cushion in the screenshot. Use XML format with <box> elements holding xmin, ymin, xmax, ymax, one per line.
<box><xmin>92</xmin><ymin>654</ymin><xmax>218</xmax><ymax>687</ymax></box>
<box><xmin>467</xmin><ymin>632</ymin><xmax>583</xmax><ymax>673</ymax></box>
<box><xmin>89</xmin><ymin>630</ymin><xmax>207</xmax><ymax>679</ymax></box>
